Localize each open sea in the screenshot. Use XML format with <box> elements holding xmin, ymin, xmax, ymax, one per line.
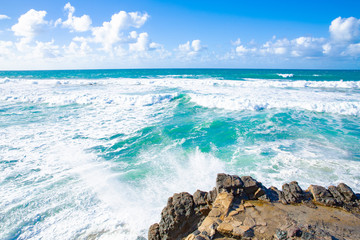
<box><xmin>1</xmin><ymin>69</ymin><xmax>360</xmax><ymax>239</ymax></box>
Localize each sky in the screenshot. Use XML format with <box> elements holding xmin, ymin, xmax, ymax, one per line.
<box><xmin>0</xmin><ymin>0</ymin><xmax>360</xmax><ymax>70</ymax></box>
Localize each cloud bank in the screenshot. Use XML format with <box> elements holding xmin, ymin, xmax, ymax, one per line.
<box><xmin>0</xmin><ymin>2</ymin><xmax>360</xmax><ymax>69</ymax></box>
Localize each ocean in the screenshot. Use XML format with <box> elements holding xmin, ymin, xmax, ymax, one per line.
<box><xmin>1</xmin><ymin>69</ymin><xmax>359</xmax><ymax>239</ymax></box>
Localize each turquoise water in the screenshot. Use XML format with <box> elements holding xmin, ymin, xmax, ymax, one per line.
<box><xmin>0</xmin><ymin>69</ymin><xmax>360</xmax><ymax>239</ymax></box>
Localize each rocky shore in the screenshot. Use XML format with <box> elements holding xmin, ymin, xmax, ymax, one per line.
<box><xmin>148</xmin><ymin>174</ymin><xmax>360</xmax><ymax>240</ymax></box>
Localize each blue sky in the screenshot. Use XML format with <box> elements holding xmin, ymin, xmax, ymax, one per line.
<box><xmin>0</xmin><ymin>0</ymin><xmax>360</xmax><ymax>69</ymax></box>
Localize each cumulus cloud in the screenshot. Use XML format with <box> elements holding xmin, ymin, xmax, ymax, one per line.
<box><xmin>178</xmin><ymin>39</ymin><xmax>205</xmax><ymax>57</ymax></box>
<box><xmin>11</xmin><ymin>9</ymin><xmax>48</xmax><ymax>40</ymax></box>
<box><xmin>128</xmin><ymin>32</ymin><xmax>162</xmax><ymax>52</ymax></box>
<box><xmin>330</xmin><ymin>17</ymin><xmax>360</xmax><ymax>43</ymax></box>
<box><xmin>92</xmin><ymin>11</ymin><xmax>149</xmax><ymax>51</ymax></box>
<box><xmin>56</xmin><ymin>3</ymin><xmax>92</xmax><ymax>32</ymax></box>
<box><xmin>0</xmin><ymin>14</ymin><xmax>10</xmax><ymax>20</ymax></box>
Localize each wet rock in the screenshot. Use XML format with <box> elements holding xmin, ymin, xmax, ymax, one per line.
<box><xmin>307</xmin><ymin>185</ymin><xmax>337</xmax><ymax>206</ymax></box>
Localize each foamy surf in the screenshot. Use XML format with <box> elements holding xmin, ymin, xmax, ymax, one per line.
<box><xmin>0</xmin><ymin>69</ymin><xmax>359</xmax><ymax>240</ymax></box>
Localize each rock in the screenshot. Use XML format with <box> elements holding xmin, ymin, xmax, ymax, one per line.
<box><xmin>337</xmin><ymin>183</ymin><xmax>357</xmax><ymax>202</ymax></box>
<box><xmin>148</xmin><ymin>223</ymin><xmax>160</xmax><ymax>240</ymax></box>
<box><xmin>193</xmin><ymin>190</ymin><xmax>208</xmax><ymax>206</ymax></box>
<box><xmin>282</xmin><ymin>181</ymin><xmax>310</xmax><ymax>203</ymax></box>
<box><xmin>216</xmin><ymin>173</ymin><xmax>244</xmax><ymax>196</ymax></box>
<box><xmin>207</xmin><ymin>187</ymin><xmax>218</xmax><ymax>204</ymax></box>
<box><xmin>328</xmin><ymin>185</ymin><xmax>345</xmax><ymax>204</ymax></box>
<box><xmin>275</xmin><ymin>229</ymin><xmax>287</xmax><ymax>240</ymax></box>
<box><xmin>241</xmin><ymin>176</ymin><xmax>261</xmax><ymax>199</ymax></box>
<box><xmin>307</xmin><ymin>185</ymin><xmax>337</xmax><ymax>206</ymax></box>
<box><xmin>288</xmin><ymin>226</ymin><xmax>302</xmax><ymax>237</ymax></box>
<box><xmin>150</xmin><ymin>174</ymin><xmax>360</xmax><ymax>240</ymax></box>
<box><xmin>158</xmin><ymin>192</ymin><xmax>200</xmax><ymax>239</ymax></box>
<box><xmin>233</xmin><ymin>226</ymin><xmax>254</xmax><ymax>238</ymax></box>
<box><xmin>193</xmin><ymin>190</ymin><xmax>211</xmax><ymax>215</ymax></box>
<box><xmin>268</xmin><ymin>186</ymin><xmax>281</xmax><ymax>202</ymax></box>
<box><xmin>217</xmin><ymin>222</ymin><xmax>233</xmax><ymax>235</ymax></box>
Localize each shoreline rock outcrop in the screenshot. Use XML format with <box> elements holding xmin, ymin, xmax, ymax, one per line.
<box><xmin>149</xmin><ymin>174</ymin><xmax>360</xmax><ymax>240</ymax></box>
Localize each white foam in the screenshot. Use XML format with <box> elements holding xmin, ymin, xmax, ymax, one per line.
<box><xmin>228</xmin><ymin>139</ymin><xmax>360</xmax><ymax>192</ymax></box>
<box><xmin>1</xmin><ymin>76</ymin><xmax>360</xmax><ymax>239</ymax></box>
<box><xmin>277</xmin><ymin>73</ymin><xmax>294</xmax><ymax>78</ymax></box>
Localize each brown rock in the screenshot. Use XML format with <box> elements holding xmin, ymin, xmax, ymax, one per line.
<box><xmin>217</xmin><ymin>222</ymin><xmax>234</xmax><ymax>235</ymax></box>
<box><xmin>193</xmin><ymin>190</ymin><xmax>208</xmax><ymax>206</ymax></box>
<box><xmin>337</xmin><ymin>183</ymin><xmax>357</xmax><ymax>202</ymax></box>
<box><xmin>148</xmin><ymin>223</ymin><xmax>160</xmax><ymax>240</ymax></box>
<box><xmin>233</xmin><ymin>226</ymin><xmax>254</xmax><ymax>238</ymax></box>
<box><xmin>307</xmin><ymin>185</ymin><xmax>337</xmax><ymax>206</ymax></box>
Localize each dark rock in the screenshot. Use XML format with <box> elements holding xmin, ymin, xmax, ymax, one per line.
<box><xmin>337</xmin><ymin>183</ymin><xmax>357</xmax><ymax>202</ymax></box>
<box><xmin>282</xmin><ymin>181</ymin><xmax>310</xmax><ymax>204</ymax></box>
<box><xmin>216</xmin><ymin>173</ymin><xmax>244</xmax><ymax>195</ymax></box>
<box><xmin>207</xmin><ymin>187</ymin><xmax>217</xmax><ymax>204</ymax></box>
<box><xmin>158</xmin><ymin>192</ymin><xmax>200</xmax><ymax>239</ymax></box>
<box><xmin>275</xmin><ymin>229</ymin><xmax>287</xmax><ymax>240</ymax></box>
<box><xmin>241</xmin><ymin>176</ymin><xmax>263</xmax><ymax>199</ymax></box>
<box><xmin>328</xmin><ymin>185</ymin><xmax>345</xmax><ymax>204</ymax></box>
<box><xmin>193</xmin><ymin>190</ymin><xmax>208</xmax><ymax>206</ymax></box>
<box><xmin>268</xmin><ymin>186</ymin><xmax>281</xmax><ymax>202</ymax></box>
<box><xmin>148</xmin><ymin>223</ymin><xmax>160</xmax><ymax>240</ymax></box>
<box><xmin>301</xmin><ymin>231</ymin><xmax>315</xmax><ymax>240</ymax></box>
<box><xmin>288</xmin><ymin>226</ymin><xmax>302</xmax><ymax>237</ymax></box>
<box><xmin>308</xmin><ymin>185</ymin><xmax>337</xmax><ymax>206</ymax></box>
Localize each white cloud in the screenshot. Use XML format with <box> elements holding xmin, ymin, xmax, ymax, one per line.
<box><xmin>11</xmin><ymin>9</ymin><xmax>48</xmax><ymax>40</ymax></box>
<box><xmin>0</xmin><ymin>14</ymin><xmax>10</xmax><ymax>20</ymax></box>
<box><xmin>330</xmin><ymin>17</ymin><xmax>360</xmax><ymax>43</ymax></box>
<box><xmin>92</xmin><ymin>11</ymin><xmax>149</xmax><ymax>51</ymax></box>
<box><xmin>232</xmin><ymin>38</ymin><xmax>241</xmax><ymax>46</ymax></box>
<box><xmin>178</xmin><ymin>39</ymin><xmax>205</xmax><ymax>57</ymax></box>
<box><xmin>343</xmin><ymin>43</ymin><xmax>360</xmax><ymax>56</ymax></box>
<box><xmin>0</xmin><ymin>41</ymin><xmax>13</xmax><ymax>58</ymax></box>
<box><xmin>56</xmin><ymin>2</ymin><xmax>92</xmax><ymax>32</ymax></box>
<box><xmin>33</xmin><ymin>40</ymin><xmax>61</xmax><ymax>58</ymax></box>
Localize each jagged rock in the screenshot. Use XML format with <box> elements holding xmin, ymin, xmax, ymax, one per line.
<box><xmin>207</xmin><ymin>187</ymin><xmax>217</xmax><ymax>204</ymax></box>
<box><xmin>282</xmin><ymin>181</ymin><xmax>310</xmax><ymax>203</ymax></box>
<box><xmin>149</xmin><ymin>174</ymin><xmax>360</xmax><ymax>240</ymax></box>
<box><xmin>193</xmin><ymin>190</ymin><xmax>208</xmax><ymax>206</ymax></box>
<box><xmin>158</xmin><ymin>192</ymin><xmax>200</xmax><ymax>239</ymax></box>
<box><xmin>193</xmin><ymin>190</ymin><xmax>211</xmax><ymax>215</ymax></box>
<box><xmin>216</xmin><ymin>173</ymin><xmax>244</xmax><ymax>195</ymax></box>
<box><xmin>241</xmin><ymin>176</ymin><xmax>260</xmax><ymax>198</ymax></box>
<box><xmin>307</xmin><ymin>185</ymin><xmax>337</xmax><ymax>206</ymax></box>
<box><xmin>148</xmin><ymin>223</ymin><xmax>160</xmax><ymax>240</ymax></box>
<box><xmin>337</xmin><ymin>183</ymin><xmax>357</xmax><ymax>202</ymax></box>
